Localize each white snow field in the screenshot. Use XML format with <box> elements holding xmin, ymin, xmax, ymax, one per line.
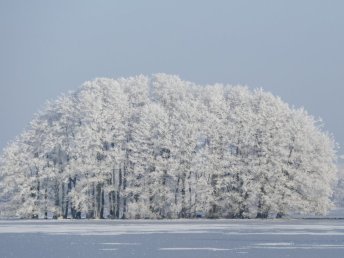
<box><xmin>1</xmin><ymin>218</ymin><xmax>344</xmax><ymax>258</ymax></box>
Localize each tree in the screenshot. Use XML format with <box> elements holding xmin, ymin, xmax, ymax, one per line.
<box><xmin>0</xmin><ymin>74</ymin><xmax>337</xmax><ymax>219</ymax></box>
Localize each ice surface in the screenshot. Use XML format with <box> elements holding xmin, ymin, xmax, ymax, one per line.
<box><xmin>1</xmin><ymin>219</ymin><xmax>344</xmax><ymax>257</ymax></box>
<box><xmin>160</xmin><ymin>247</ymin><xmax>232</xmax><ymax>251</ymax></box>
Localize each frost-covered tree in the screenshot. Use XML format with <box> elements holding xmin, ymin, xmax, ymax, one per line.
<box><xmin>334</xmin><ymin>162</ymin><xmax>344</xmax><ymax>206</ymax></box>
<box><xmin>0</xmin><ymin>74</ymin><xmax>338</xmax><ymax>219</ymax></box>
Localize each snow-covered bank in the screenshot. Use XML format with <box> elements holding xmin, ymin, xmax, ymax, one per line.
<box><xmin>1</xmin><ymin>219</ymin><xmax>344</xmax><ymax>235</ymax></box>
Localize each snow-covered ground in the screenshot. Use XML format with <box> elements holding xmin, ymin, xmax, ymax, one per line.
<box><xmin>1</xmin><ymin>218</ymin><xmax>344</xmax><ymax>258</ymax></box>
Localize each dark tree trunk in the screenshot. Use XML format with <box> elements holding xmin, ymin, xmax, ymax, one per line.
<box><xmin>256</xmin><ymin>211</ymin><xmax>269</xmax><ymax>219</ymax></box>
<box><xmin>87</xmin><ymin>184</ymin><xmax>96</xmax><ymax>219</ymax></box>
<box><xmin>180</xmin><ymin>172</ymin><xmax>186</xmax><ymax>218</ymax></box>
<box><xmin>53</xmin><ymin>181</ymin><xmax>60</xmax><ymax>219</ymax></box>
<box><xmin>61</xmin><ymin>183</ymin><xmax>65</xmax><ymax>219</ymax></box>
<box><xmin>116</xmin><ymin>168</ymin><xmax>122</xmax><ymax>219</ymax></box>
<box><xmin>100</xmin><ymin>188</ymin><xmax>105</xmax><ymax>219</ymax></box>
<box><xmin>64</xmin><ymin>179</ymin><xmax>72</xmax><ymax>219</ymax></box>
<box><xmin>276</xmin><ymin>212</ymin><xmax>284</xmax><ymax>218</ymax></box>
<box><xmin>122</xmin><ymin>165</ymin><xmax>128</xmax><ymax>219</ymax></box>
<box><xmin>44</xmin><ymin>188</ymin><xmax>48</xmax><ymax>219</ymax></box>
<box><xmin>96</xmin><ymin>183</ymin><xmax>102</xmax><ymax>219</ymax></box>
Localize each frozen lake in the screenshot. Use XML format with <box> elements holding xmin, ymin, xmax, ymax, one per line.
<box><xmin>1</xmin><ymin>219</ymin><xmax>344</xmax><ymax>258</ymax></box>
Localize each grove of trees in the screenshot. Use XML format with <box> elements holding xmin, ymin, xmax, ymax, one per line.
<box><xmin>0</xmin><ymin>74</ymin><xmax>337</xmax><ymax>219</ymax></box>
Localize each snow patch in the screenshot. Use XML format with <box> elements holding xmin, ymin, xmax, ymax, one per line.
<box><xmin>99</xmin><ymin>242</ymin><xmax>140</xmax><ymax>245</ymax></box>
<box><xmin>253</xmin><ymin>245</ymin><xmax>344</xmax><ymax>250</ymax></box>
<box><xmin>160</xmin><ymin>247</ymin><xmax>232</xmax><ymax>251</ymax></box>
<box><xmin>255</xmin><ymin>242</ymin><xmax>294</xmax><ymax>246</ymax></box>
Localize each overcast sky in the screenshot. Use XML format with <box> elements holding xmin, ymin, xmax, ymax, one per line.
<box><xmin>0</xmin><ymin>0</ymin><xmax>343</xmax><ymax>156</ymax></box>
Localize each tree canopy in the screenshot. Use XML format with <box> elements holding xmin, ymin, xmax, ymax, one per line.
<box><xmin>0</xmin><ymin>74</ymin><xmax>337</xmax><ymax>219</ymax></box>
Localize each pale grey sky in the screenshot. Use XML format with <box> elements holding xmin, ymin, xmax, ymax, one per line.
<box><xmin>0</xmin><ymin>0</ymin><xmax>343</xmax><ymax>155</ymax></box>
